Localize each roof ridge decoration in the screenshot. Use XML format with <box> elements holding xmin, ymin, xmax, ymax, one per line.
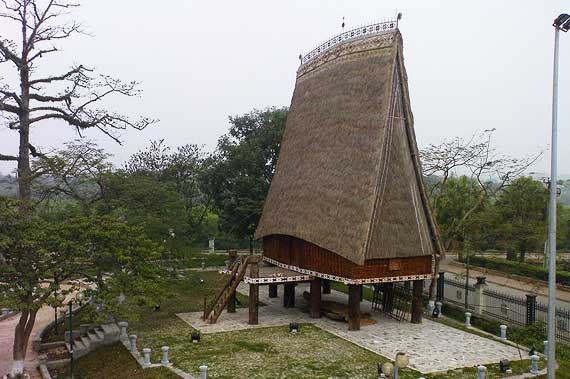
<box><xmin>300</xmin><ymin>20</ymin><xmax>399</xmax><ymax>65</ymax></box>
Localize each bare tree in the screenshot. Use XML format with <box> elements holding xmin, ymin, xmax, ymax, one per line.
<box><xmin>0</xmin><ymin>1</ymin><xmax>155</xmax><ymax>375</ymax></box>
<box><xmin>421</xmin><ymin>129</ymin><xmax>542</xmax><ymax>299</ymax></box>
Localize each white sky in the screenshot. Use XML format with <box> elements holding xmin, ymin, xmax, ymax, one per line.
<box><xmin>1</xmin><ymin>0</ymin><xmax>569</xmax><ymax>175</ymax></box>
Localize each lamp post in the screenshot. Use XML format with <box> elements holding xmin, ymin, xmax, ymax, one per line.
<box><xmin>393</xmin><ymin>352</ymin><xmax>409</xmax><ymax>379</ymax></box>
<box><xmin>548</xmin><ymin>13</ymin><xmax>570</xmax><ymax>379</ymax></box>
<box><xmin>68</xmin><ymin>292</ymin><xmax>85</xmax><ymax>379</ymax></box>
<box><xmin>54</xmin><ymin>292</ymin><xmax>65</xmax><ymax>336</ymax></box>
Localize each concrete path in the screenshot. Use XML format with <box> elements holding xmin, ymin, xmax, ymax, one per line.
<box><xmin>0</xmin><ymin>305</ymin><xmax>56</xmax><ymax>379</ymax></box>
<box><xmin>178</xmin><ymin>282</ymin><xmax>524</xmax><ymax>374</ymax></box>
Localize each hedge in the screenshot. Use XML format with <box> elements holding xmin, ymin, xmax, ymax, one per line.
<box><xmin>467</xmin><ymin>255</ymin><xmax>570</xmax><ymax>287</ymax></box>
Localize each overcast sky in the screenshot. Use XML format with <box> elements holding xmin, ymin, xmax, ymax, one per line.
<box><xmin>1</xmin><ymin>0</ymin><xmax>569</xmax><ymax>176</ymax></box>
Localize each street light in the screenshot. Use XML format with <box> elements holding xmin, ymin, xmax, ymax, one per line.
<box><xmin>54</xmin><ymin>292</ymin><xmax>65</xmax><ymax>336</ymax></box>
<box><xmin>547</xmin><ymin>13</ymin><xmax>568</xmax><ymax>379</ymax></box>
<box><xmin>68</xmin><ymin>292</ymin><xmax>85</xmax><ymax>379</ymax></box>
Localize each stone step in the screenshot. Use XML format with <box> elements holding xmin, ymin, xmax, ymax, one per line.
<box><xmin>93</xmin><ymin>327</ymin><xmax>105</xmax><ymax>340</ymax></box>
<box><xmin>80</xmin><ymin>335</ymin><xmax>91</xmax><ymax>349</ymax></box>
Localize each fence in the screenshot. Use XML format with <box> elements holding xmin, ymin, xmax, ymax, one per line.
<box><xmin>435</xmin><ymin>272</ymin><xmax>570</xmax><ymax>344</ymax></box>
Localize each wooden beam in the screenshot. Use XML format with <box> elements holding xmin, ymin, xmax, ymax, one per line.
<box><xmin>248</xmin><ymin>261</ymin><xmax>259</xmax><ymax>325</ymax></box>
<box><xmin>268</xmin><ymin>284</ymin><xmax>278</xmax><ymax>298</ymax></box>
<box><xmin>411</xmin><ymin>280</ymin><xmax>423</xmax><ymax>324</ymax></box>
<box><xmin>322</xmin><ymin>279</ymin><xmax>331</xmax><ymax>294</ymax></box>
<box><xmin>310</xmin><ymin>278</ymin><xmax>321</xmax><ymax>318</ymax></box>
<box><xmin>227</xmin><ymin>250</ymin><xmax>238</xmax><ymax>313</ymax></box>
<box><xmin>348</xmin><ymin>284</ymin><xmax>361</xmax><ymax>331</ymax></box>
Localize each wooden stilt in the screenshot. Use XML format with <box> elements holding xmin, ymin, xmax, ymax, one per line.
<box><xmin>227</xmin><ymin>250</ymin><xmax>238</xmax><ymax>313</ymax></box>
<box><xmin>248</xmin><ymin>261</ymin><xmax>259</xmax><ymax>325</ymax></box>
<box><xmin>383</xmin><ymin>283</ymin><xmax>395</xmax><ymax>313</ymax></box>
<box><xmin>268</xmin><ymin>284</ymin><xmax>278</xmax><ymax>298</ymax></box>
<box><xmin>283</xmin><ymin>283</ymin><xmax>295</xmax><ymax>308</ymax></box>
<box><xmin>322</xmin><ymin>279</ymin><xmax>331</xmax><ymax>294</ymax></box>
<box><xmin>411</xmin><ymin>280</ymin><xmax>423</xmax><ymax>324</ymax></box>
<box><xmin>348</xmin><ymin>284</ymin><xmax>361</xmax><ymax>331</ymax></box>
<box><xmin>310</xmin><ymin>278</ymin><xmax>321</xmax><ymax>318</ymax></box>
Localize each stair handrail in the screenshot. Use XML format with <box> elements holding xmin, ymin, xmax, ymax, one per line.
<box><xmin>208</xmin><ymin>255</ymin><xmax>254</xmax><ymax>323</ymax></box>
<box><xmin>203</xmin><ymin>256</ymin><xmax>243</xmax><ymax>320</ymax></box>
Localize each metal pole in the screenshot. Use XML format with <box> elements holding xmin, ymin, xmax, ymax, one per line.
<box><xmin>547</xmin><ymin>26</ymin><xmax>560</xmax><ymax>379</ymax></box>
<box><xmin>69</xmin><ymin>301</ymin><xmax>74</xmax><ymax>379</ymax></box>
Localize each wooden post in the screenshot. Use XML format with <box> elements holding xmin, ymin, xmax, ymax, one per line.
<box><xmin>411</xmin><ymin>280</ymin><xmax>423</xmax><ymax>324</ymax></box>
<box><xmin>248</xmin><ymin>261</ymin><xmax>259</xmax><ymax>325</ymax></box>
<box><xmin>268</xmin><ymin>284</ymin><xmax>278</xmax><ymax>298</ymax></box>
<box><xmin>322</xmin><ymin>279</ymin><xmax>331</xmax><ymax>294</ymax></box>
<box><xmin>383</xmin><ymin>283</ymin><xmax>395</xmax><ymax>313</ymax></box>
<box><xmin>348</xmin><ymin>284</ymin><xmax>361</xmax><ymax>331</ymax></box>
<box><xmin>310</xmin><ymin>278</ymin><xmax>321</xmax><ymax>318</ymax></box>
<box><xmin>227</xmin><ymin>250</ymin><xmax>238</xmax><ymax>313</ymax></box>
<box><xmin>283</xmin><ymin>283</ymin><xmax>295</xmax><ymax>308</ymax></box>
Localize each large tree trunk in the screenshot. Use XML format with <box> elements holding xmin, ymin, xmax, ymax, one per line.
<box><xmin>428</xmin><ymin>256</ymin><xmax>441</xmax><ymax>300</ymax></box>
<box><xmin>17</xmin><ymin>6</ymin><xmax>31</xmax><ymax>205</ymax></box>
<box><xmin>12</xmin><ymin>309</ymin><xmax>37</xmax><ymax>376</ymax></box>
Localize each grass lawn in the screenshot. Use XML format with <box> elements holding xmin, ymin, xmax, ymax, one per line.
<box><xmin>138</xmin><ymin>323</ymin><xmax>421</xmax><ymax>379</ymax></box>
<box><xmin>52</xmin><ymin>343</ymin><xmax>179</xmax><ymax>379</ymax></box>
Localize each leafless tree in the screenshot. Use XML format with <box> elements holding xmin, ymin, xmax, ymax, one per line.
<box><xmin>421</xmin><ymin>129</ymin><xmax>542</xmax><ymax>299</ymax></box>
<box><xmin>0</xmin><ymin>0</ymin><xmax>155</xmax><ymax>374</ymax></box>
<box><xmin>0</xmin><ymin>0</ymin><xmax>156</xmax><ymax>204</ymax></box>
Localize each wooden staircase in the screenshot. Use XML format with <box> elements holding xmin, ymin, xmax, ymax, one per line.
<box><xmin>203</xmin><ymin>255</ymin><xmax>253</xmax><ymax>324</ymax></box>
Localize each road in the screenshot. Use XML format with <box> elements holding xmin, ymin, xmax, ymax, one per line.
<box><xmin>440</xmin><ymin>256</ymin><xmax>570</xmax><ymax>311</ymax></box>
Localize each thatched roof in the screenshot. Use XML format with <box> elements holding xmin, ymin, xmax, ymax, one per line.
<box><xmin>255</xmin><ymin>29</ymin><xmax>443</xmax><ymax>265</ymax></box>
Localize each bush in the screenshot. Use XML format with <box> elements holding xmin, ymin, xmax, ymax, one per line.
<box><xmin>467</xmin><ymin>256</ymin><xmax>570</xmax><ymax>286</ymax></box>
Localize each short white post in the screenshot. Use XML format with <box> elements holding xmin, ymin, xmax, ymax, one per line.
<box><xmin>530</xmin><ymin>354</ymin><xmax>539</xmax><ymax>374</ymax></box>
<box><xmin>200</xmin><ymin>364</ymin><xmax>208</xmax><ymax>379</ymax></box>
<box><xmin>465</xmin><ymin>312</ymin><xmax>472</xmax><ymax>327</ymax></box>
<box><xmin>477</xmin><ymin>365</ymin><xmax>487</xmax><ymax>379</ymax></box>
<box><xmin>543</xmin><ymin>340</ymin><xmax>548</xmax><ymax>360</ymax></box>
<box><xmin>161</xmin><ymin>346</ymin><xmax>170</xmax><ymax>365</ymax></box>
<box><xmin>118</xmin><ymin>321</ymin><xmax>129</xmax><ymax>340</ymax></box>
<box><xmin>435</xmin><ymin>301</ymin><xmax>442</xmax><ymax>317</ymax></box>
<box><xmin>129</xmin><ymin>334</ymin><xmax>137</xmax><ymax>352</ymax></box>
<box><xmin>427</xmin><ymin>300</ymin><xmax>435</xmax><ymax>314</ymax></box>
<box><xmin>500</xmin><ymin>324</ymin><xmax>507</xmax><ymax>340</ymax></box>
<box><xmin>142</xmin><ymin>348</ymin><xmax>152</xmax><ymax>367</ymax></box>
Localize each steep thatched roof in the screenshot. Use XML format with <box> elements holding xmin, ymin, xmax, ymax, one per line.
<box><xmin>255</xmin><ymin>29</ymin><xmax>443</xmax><ymax>265</ymax></box>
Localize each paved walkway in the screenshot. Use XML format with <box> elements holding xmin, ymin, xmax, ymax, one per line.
<box><xmin>178</xmin><ymin>283</ymin><xmax>524</xmax><ymax>374</ymax></box>
<box><xmin>0</xmin><ymin>306</ymin><xmax>55</xmax><ymax>379</ymax></box>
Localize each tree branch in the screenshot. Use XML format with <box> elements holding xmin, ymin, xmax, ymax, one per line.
<box><xmin>0</xmin><ymin>153</ymin><xmax>18</xmax><ymax>161</ymax></box>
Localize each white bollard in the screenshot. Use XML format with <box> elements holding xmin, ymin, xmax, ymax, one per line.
<box><xmin>142</xmin><ymin>348</ymin><xmax>152</xmax><ymax>367</ymax></box>
<box><xmin>543</xmin><ymin>340</ymin><xmax>548</xmax><ymax>360</ymax></box>
<box><xmin>161</xmin><ymin>346</ymin><xmax>170</xmax><ymax>365</ymax></box>
<box><xmin>435</xmin><ymin>301</ymin><xmax>443</xmax><ymax>317</ymax></box>
<box><xmin>477</xmin><ymin>365</ymin><xmax>487</xmax><ymax>379</ymax></box>
<box><xmin>465</xmin><ymin>312</ymin><xmax>472</xmax><ymax>327</ymax></box>
<box><xmin>200</xmin><ymin>364</ymin><xmax>208</xmax><ymax>379</ymax></box>
<box><xmin>118</xmin><ymin>321</ymin><xmax>129</xmax><ymax>340</ymax></box>
<box><xmin>500</xmin><ymin>324</ymin><xmax>507</xmax><ymax>340</ymax></box>
<box><xmin>129</xmin><ymin>334</ymin><xmax>137</xmax><ymax>352</ymax></box>
<box><xmin>530</xmin><ymin>354</ymin><xmax>539</xmax><ymax>374</ymax></box>
<box><xmin>1</xmin><ymin>307</ymin><xmax>10</xmax><ymax>316</ymax></box>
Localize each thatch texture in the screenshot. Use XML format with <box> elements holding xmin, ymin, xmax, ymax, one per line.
<box><xmin>255</xmin><ymin>30</ymin><xmax>442</xmax><ymax>265</ymax></box>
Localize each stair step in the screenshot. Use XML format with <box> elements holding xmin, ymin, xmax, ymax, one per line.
<box><xmin>88</xmin><ymin>331</ymin><xmax>101</xmax><ymax>342</ymax></box>
<box><xmin>80</xmin><ymin>335</ymin><xmax>91</xmax><ymax>348</ymax></box>
<box><xmin>94</xmin><ymin>328</ymin><xmax>105</xmax><ymax>339</ymax></box>
<box><xmin>71</xmin><ymin>339</ymin><xmax>85</xmax><ymax>351</ymax></box>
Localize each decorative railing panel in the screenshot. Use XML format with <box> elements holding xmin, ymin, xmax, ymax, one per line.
<box><xmin>301</xmin><ymin>20</ymin><xmax>398</xmax><ymax>65</ymax></box>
